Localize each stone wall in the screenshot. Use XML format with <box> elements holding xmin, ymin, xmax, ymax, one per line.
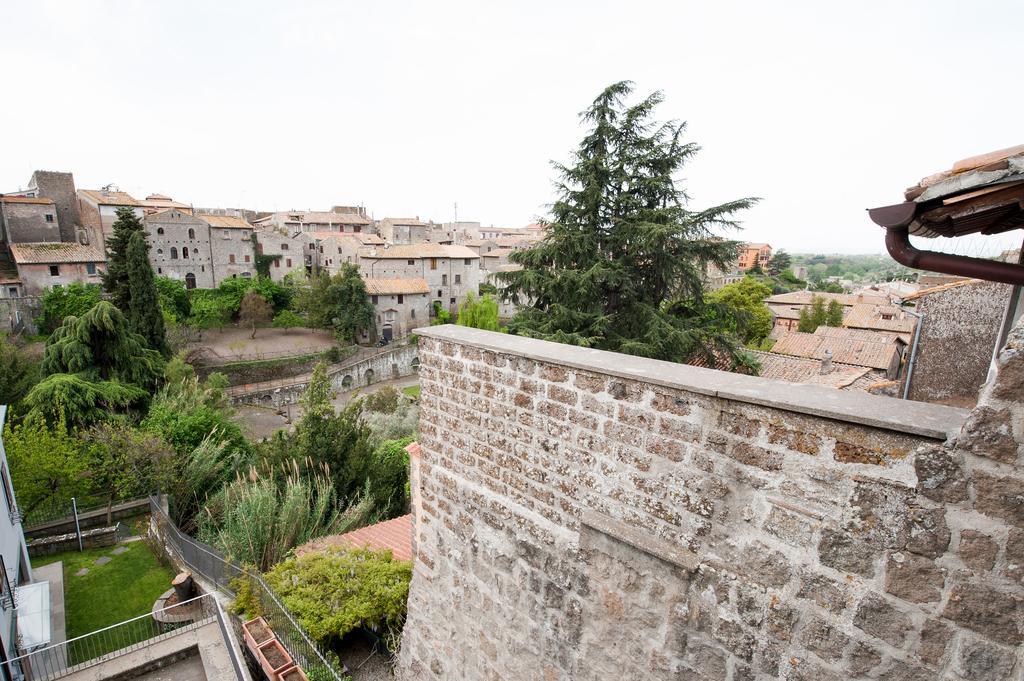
<box><xmin>229</xmin><ymin>343</ymin><xmax>420</xmax><ymax>407</ymax></box>
<box><xmin>399</xmin><ymin>325</ymin><xmax>1024</xmax><ymax>681</ymax></box>
<box><xmin>904</xmin><ymin>280</ymin><xmax>1012</xmax><ymax>406</ymax></box>
<box><xmin>30</xmin><ymin>171</ymin><xmax>80</xmax><ymax>244</ymax></box>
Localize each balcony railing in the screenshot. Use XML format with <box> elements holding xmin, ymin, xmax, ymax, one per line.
<box><xmin>1</xmin><ymin>593</ymin><xmax>244</xmax><ymax>681</ymax></box>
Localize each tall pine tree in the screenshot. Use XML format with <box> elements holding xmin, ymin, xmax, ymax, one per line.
<box><xmin>498</xmin><ymin>81</ymin><xmax>758</xmax><ymax>365</ymax></box>
<box><xmin>127</xmin><ymin>231</ymin><xmax>170</xmax><ymax>356</ymax></box>
<box><xmin>102</xmin><ymin>206</ymin><xmax>145</xmax><ymax>312</ymax></box>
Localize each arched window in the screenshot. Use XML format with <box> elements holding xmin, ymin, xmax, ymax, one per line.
<box><xmin>156</xmin><ymin>249</ymin><xmax>163</xmax><ymax>256</ymax></box>
<box><xmin>187</xmin><ymin>228</ymin><xmax>195</xmax><ymax>240</ymax></box>
<box><xmin>182</xmin><ymin>247</ymin><xmax>189</xmax><ymax>259</ymax></box>
<box><xmin>170</xmin><ymin>247</ymin><xmax>178</xmax><ymax>260</ymax></box>
<box><xmin>156</xmin><ymin>227</ymin><xmax>165</xmax><ymax>235</ymax></box>
<box><xmin>185</xmin><ymin>273</ymin><xmax>196</xmax><ymax>289</ymax></box>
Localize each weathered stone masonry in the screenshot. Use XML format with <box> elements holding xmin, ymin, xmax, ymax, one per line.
<box><xmin>399</xmin><ymin>325</ymin><xmax>1024</xmax><ymax>681</ymax></box>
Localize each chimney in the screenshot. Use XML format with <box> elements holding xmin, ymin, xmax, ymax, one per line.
<box><xmin>820</xmin><ymin>349</ymin><xmax>833</xmax><ymax>375</ymax></box>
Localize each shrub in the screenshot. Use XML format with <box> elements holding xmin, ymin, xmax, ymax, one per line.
<box><xmin>263</xmin><ymin>545</ymin><xmax>412</xmax><ymax>644</ymax></box>
<box><xmin>362</xmin><ymin>401</ymin><xmax>418</xmax><ymax>448</ymax></box>
<box><xmin>363</xmin><ymin>385</ymin><xmax>399</xmax><ymax>414</ymax></box>
<box><xmin>37</xmin><ymin>283</ymin><xmax>102</xmax><ymax>335</ymax></box>
<box><xmin>368</xmin><ymin>437</ymin><xmax>413</xmax><ymax>519</ymax></box>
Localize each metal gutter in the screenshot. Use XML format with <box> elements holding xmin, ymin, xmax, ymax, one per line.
<box><xmin>899</xmin><ymin>307</ymin><xmax>924</xmax><ymax>400</ymax></box>
<box><xmin>868</xmin><ymin>202</ymin><xmax>1024</xmax><ymax>286</ymax></box>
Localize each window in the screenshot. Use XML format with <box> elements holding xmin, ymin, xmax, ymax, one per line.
<box><xmin>1</xmin><ymin>464</ymin><xmax>17</xmax><ymax>522</ymax></box>
<box><xmin>455</xmin><ymin>274</ymin><xmax>461</xmax><ymax>285</ymax></box>
<box><xmin>407</xmin><ymin>259</ymin><xmax>415</xmax><ymax>265</ymax></box>
<box><xmin>372</xmin><ymin>295</ymin><xmax>379</xmax><ymax>304</ymax></box>
<box><xmin>229</xmin><ymin>254</ymin><xmax>236</xmax><ymax>264</ymax></box>
<box><xmin>49</xmin><ymin>265</ymin><xmax>59</xmax><ymax>276</ymax></box>
<box><xmin>45</xmin><ymin>214</ymin><xmax>54</xmax><ymax>223</ymax></box>
<box><xmin>158</xmin><ymin>268</ymin><xmax>162</xmax><ymax>274</ymax></box>
<box><xmin>182</xmin><ymin>247</ymin><xmax>189</xmax><ymax>259</ymax></box>
<box><xmin>244</xmin><ymin>254</ymin><xmax>251</xmax><ymax>263</ymax></box>
<box><xmin>188</xmin><ymin>228</ymin><xmax>195</xmax><ymax>239</ymax></box>
<box><xmin>464</xmin><ymin>258</ymin><xmax>471</xmax><ymax>266</ymax></box>
<box><xmin>170</xmin><ymin>247</ymin><xmax>178</xmax><ymax>259</ymax></box>
<box><xmin>337</xmin><ymin>247</ymin><xmax>342</xmax><ymax>254</ymax></box>
<box><xmin>430</xmin><ymin>258</ymin><xmax>438</xmax><ymax>270</ymax></box>
<box><xmin>201</xmin><ymin>265</ymin><xmax>205</xmax><ymax>272</ymax></box>
<box><xmin>241</xmin><ymin>271</ymin><xmax>252</xmax><ymax>278</ymax></box>
<box><xmin>281</xmin><ymin>243</ymin><xmax>289</xmax><ymax>251</ymax></box>
<box><xmin>398</xmin><ymin>294</ymin><xmax>404</xmax><ymax>304</ymax></box>
<box><xmin>86</xmin><ymin>263</ymin><xmax>96</xmax><ymax>275</ymax></box>
<box><xmin>442</xmin><ymin>274</ymin><xmax>448</xmax><ymax>286</ymax></box>
<box><xmin>354</xmin><ymin>225</ymin><xmax>361</xmax><ymax>233</ymax></box>
<box><xmin>274</xmin><ymin>259</ymin><xmax>280</xmax><ymax>268</ymax></box>
<box><xmin>185</xmin><ymin>273</ymin><xmax>197</xmax><ymax>289</ymax></box>
<box><xmin>286</xmin><ymin>258</ymin><xmax>292</xmax><ymax>267</ymax></box>
<box><xmin>157</xmin><ymin>248</ymin><xmax>163</xmax><ymax>255</ymax></box>
<box><xmin>411</xmin><ymin>308</ymin><xmax>416</xmax><ymax>319</ymax></box>
<box><xmin>157</xmin><ymin>227</ymin><xmax>165</xmax><ymax>235</ymax></box>
<box><xmin>7</xmin><ymin>288</ymin><xmax>17</xmax><ymax>298</ymax></box>
<box><xmin>437</xmin><ymin>290</ymin><xmax>442</xmax><ymax>297</ymax></box>
<box><xmin>450</xmin><ymin>297</ymin><xmax>456</xmax><ymax>304</ymax></box>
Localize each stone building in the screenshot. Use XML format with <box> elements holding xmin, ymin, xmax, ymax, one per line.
<box><xmin>145</xmin><ymin>209</ymin><xmax>216</xmax><ymax>288</ymax></box>
<box><xmin>21</xmin><ymin>170</ymin><xmax>81</xmax><ymax>243</ymax></box>
<box><xmin>9</xmin><ymin>242</ymin><xmax>105</xmax><ymax>295</ymax></box>
<box><xmin>358</xmin><ymin>244</ymin><xmax>480</xmax><ymax>316</ymax></box>
<box><xmin>843</xmin><ymin>303</ymin><xmax>917</xmax><ymax>342</ymax></box>
<box><xmin>464</xmin><ymin>238</ymin><xmax>499</xmax><ymax>256</ymax></box>
<box><xmin>254</xmin><ymin>226</ymin><xmax>313</xmax><ymax>282</ymax></box>
<box><xmin>309</xmin><ymin>231</ymin><xmax>384</xmax><ymax>277</ymax></box>
<box><xmin>252</xmin><ymin>209</ymin><xmax>373</xmax><ymax>235</ymax></box>
<box><xmin>480</xmin><ymin>247</ymin><xmax>515</xmax><ymax>273</ymax></box>
<box><xmin>362</xmin><ymin>277</ymin><xmax>431</xmax><ymax>342</ymax></box>
<box><xmin>0</xmin><ymin>197</ymin><xmax>61</xmax><ymax>247</ymax></box>
<box><xmin>77</xmin><ymin>188</ymin><xmax>144</xmax><ymax>250</ymax></box>
<box><xmin>206</xmin><ymin>214</ymin><xmax>255</xmax><ymax>283</ymax></box>
<box><xmin>399</xmin><ymin>320</ymin><xmax>1023</xmax><ymax>681</ymax></box>
<box><xmin>900</xmin><ymin>279</ymin><xmax>1013</xmax><ymax>406</ymax></box>
<box><xmin>137</xmin><ymin>194</ymin><xmax>191</xmax><ymax>215</ymax></box>
<box><xmin>771</xmin><ymin>328</ymin><xmax>903</xmax><ymax>379</ymax></box>
<box><xmin>378</xmin><ymin>217</ymin><xmax>431</xmax><ymax>245</ymax></box>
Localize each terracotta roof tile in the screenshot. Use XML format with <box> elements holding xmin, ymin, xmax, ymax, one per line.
<box><xmin>765</xmin><ymin>291</ymin><xmax>888</xmax><ymax>307</ymax></box>
<box><xmin>78</xmin><ymin>189</ymin><xmax>139</xmax><ymax>206</ymax></box>
<box><xmin>748</xmin><ymin>350</ymin><xmax>883</xmax><ymax>390</ymax></box>
<box><xmin>10</xmin><ymin>242</ymin><xmax>105</xmax><ymax>264</ymax></box>
<box><xmin>202</xmin><ymin>215</ymin><xmax>252</xmax><ymax>229</ymax></box>
<box><xmin>260</xmin><ymin>211</ymin><xmax>372</xmax><ymax>226</ymax></box>
<box><xmin>771</xmin><ymin>331</ymin><xmax>899</xmax><ymax>371</ymax></box>
<box><xmin>842</xmin><ymin>303</ymin><xmax>917</xmax><ymax>334</ymax></box>
<box><xmin>359</xmin><ymin>244</ymin><xmax>478</xmax><ymax>259</ymax></box>
<box><xmin>295</xmin><ymin>514</ymin><xmax>412</xmax><ymax>562</ymax></box>
<box><xmin>364</xmin><ymin>278</ymin><xmax>430</xmax><ymax>295</ymax></box>
<box><xmin>0</xmin><ymin>196</ymin><xmax>54</xmax><ymax>205</ymax></box>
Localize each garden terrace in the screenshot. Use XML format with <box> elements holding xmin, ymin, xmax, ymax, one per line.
<box><xmin>398</xmin><ymin>324</ymin><xmax>1024</xmax><ymax>680</ymax></box>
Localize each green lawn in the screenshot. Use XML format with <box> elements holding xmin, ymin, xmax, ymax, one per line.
<box><xmin>402</xmin><ymin>385</ymin><xmax>421</xmax><ymax>399</ymax></box>
<box><xmin>34</xmin><ymin>540</ymin><xmax>177</xmax><ymax>655</ymax></box>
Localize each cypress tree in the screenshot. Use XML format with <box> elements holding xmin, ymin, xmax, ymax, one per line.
<box><xmin>127</xmin><ymin>231</ymin><xmax>170</xmax><ymax>356</ymax></box>
<box><xmin>498</xmin><ymin>81</ymin><xmax>758</xmax><ymax>365</ymax></box>
<box><xmin>102</xmin><ymin>206</ymin><xmax>145</xmax><ymax>312</ymax></box>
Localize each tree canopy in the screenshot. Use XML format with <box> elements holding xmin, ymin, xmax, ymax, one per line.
<box><xmin>706</xmin><ymin>277</ymin><xmax>773</xmax><ymax>345</ymax></box>
<box><xmin>456</xmin><ymin>292</ymin><xmax>502</xmax><ymax>331</ymax></box>
<box><xmin>38</xmin><ymin>283</ymin><xmax>102</xmax><ymax>335</ymax></box>
<box><xmin>296</xmin><ymin>265</ymin><xmax>374</xmax><ymax>341</ymax></box>
<box><xmin>797</xmin><ymin>296</ymin><xmax>845</xmax><ymax>333</ymax></box>
<box><xmin>498</xmin><ymin>81</ymin><xmax>758</xmax><ymax>364</ymax></box>
<box><xmin>102</xmin><ymin>206</ymin><xmax>145</xmax><ymax>313</ymax></box>
<box><xmin>127</xmin><ymin>231</ymin><xmax>170</xmax><ymax>356</ymax></box>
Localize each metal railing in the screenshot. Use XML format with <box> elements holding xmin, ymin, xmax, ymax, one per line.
<box><xmin>2</xmin><ymin>594</ymin><xmax>227</xmax><ymax>681</ymax></box>
<box><xmin>23</xmin><ymin>497</ymin><xmax>150</xmax><ymax>533</ymax></box>
<box><xmin>148</xmin><ymin>496</ymin><xmax>346</xmax><ymax>680</ymax></box>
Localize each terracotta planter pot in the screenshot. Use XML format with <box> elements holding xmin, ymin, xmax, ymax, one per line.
<box><xmin>279</xmin><ymin>665</ymin><xmax>309</xmax><ymax>681</ymax></box>
<box><xmin>257</xmin><ymin>638</ymin><xmax>293</xmax><ymax>680</ymax></box>
<box><xmin>242</xmin><ymin>616</ymin><xmax>274</xmax><ymax>658</ymax></box>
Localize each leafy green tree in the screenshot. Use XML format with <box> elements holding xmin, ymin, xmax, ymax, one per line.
<box><xmin>498</xmin><ymin>82</ymin><xmax>757</xmax><ymax>364</ymax></box>
<box><xmin>296</xmin><ymin>266</ymin><xmax>374</xmax><ymax>342</ymax></box>
<box><xmin>127</xmin><ymin>231</ymin><xmax>170</xmax><ymax>356</ymax></box>
<box><xmin>766</xmin><ymin>250</ymin><xmax>792</xmax><ymax>276</ymax></box>
<box><xmin>367</xmin><ymin>437</ymin><xmax>414</xmax><ymax>519</ymax></box>
<box><xmin>163</xmin><ymin>353</ymin><xmax>196</xmax><ymax>386</ymax></box>
<box><xmin>155</xmin><ymin>277</ymin><xmax>191</xmax><ymax>322</ymax></box>
<box><xmin>363</xmin><ymin>385</ymin><xmax>400</xmax><ymax>414</ymax></box>
<box><xmin>101</xmin><ymin>207</ymin><xmax>145</xmax><ymax>312</ymax></box>
<box><xmin>188</xmin><ymin>294</ymin><xmax>231</xmax><ymax>338</ymax></box>
<box><xmin>5</xmin><ymin>413</ymin><xmax>89</xmax><ymax>515</ymax></box>
<box><xmin>272</xmin><ymin>310</ymin><xmax>305</xmax><ymax>332</ymax></box>
<box><xmin>217</xmin><ymin>277</ymin><xmax>291</xmax><ymax>316</ymax></box>
<box><xmin>796</xmin><ymin>296</ymin><xmax>844</xmax><ymax>333</ymax></box>
<box><xmin>84</xmin><ymin>422</ymin><xmax>174</xmax><ymax>519</ymax></box>
<box><xmin>239</xmin><ymin>290</ymin><xmax>273</xmax><ymax>339</ymax></box>
<box><xmin>478</xmin><ymin>282</ymin><xmax>498</xmax><ymax>296</ymax></box>
<box><xmin>826</xmin><ymin>300</ymin><xmax>844</xmax><ymax>327</ymax></box>
<box><xmin>813</xmin><ymin>281</ymin><xmax>846</xmax><ymax>294</ymax></box>
<box><xmin>0</xmin><ymin>336</ymin><xmax>38</xmax><ymax>408</ymax></box>
<box><xmin>457</xmin><ymin>292</ymin><xmax>501</xmax><ymax>331</ymax></box>
<box><xmin>37</xmin><ymin>283</ymin><xmax>102</xmax><ymax>335</ymax></box>
<box><xmin>41</xmin><ymin>301</ymin><xmax>164</xmax><ymax>389</ymax></box>
<box><xmin>707</xmin><ymin>278</ymin><xmax>773</xmax><ymax>344</ymax></box>
<box><xmin>23</xmin><ymin>373</ymin><xmax>148</xmax><ymax>427</ymax></box>
<box><xmin>430</xmin><ymin>301</ymin><xmax>451</xmax><ymax>326</ymax></box>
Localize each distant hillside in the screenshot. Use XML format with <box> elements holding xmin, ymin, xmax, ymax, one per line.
<box><xmin>789</xmin><ymin>253</ymin><xmax>915</xmax><ymax>285</ymax></box>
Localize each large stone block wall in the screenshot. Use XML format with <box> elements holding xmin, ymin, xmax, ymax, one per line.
<box><xmin>399</xmin><ymin>325</ymin><xmax>1024</xmax><ymax>681</ymax></box>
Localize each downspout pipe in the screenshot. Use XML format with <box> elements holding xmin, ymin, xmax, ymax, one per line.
<box><xmin>868</xmin><ymin>203</ymin><xmax>1024</xmax><ymax>286</ymax></box>
<box><xmin>899</xmin><ymin>307</ymin><xmax>924</xmax><ymax>400</ymax></box>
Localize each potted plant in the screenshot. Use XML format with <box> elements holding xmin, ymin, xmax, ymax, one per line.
<box><xmin>279</xmin><ymin>665</ymin><xmax>309</xmax><ymax>681</ymax></box>
<box><xmin>257</xmin><ymin>638</ymin><xmax>293</xmax><ymax>680</ymax></box>
<box><xmin>242</xmin><ymin>617</ymin><xmax>273</xmax><ymax>657</ymax></box>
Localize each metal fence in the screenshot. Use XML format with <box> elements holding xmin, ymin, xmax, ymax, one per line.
<box><xmin>148</xmin><ymin>496</ymin><xmax>346</xmax><ymax>680</ymax></box>
<box><xmin>23</xmin><ymin>497</ymin><xmax>150</xmax><ymax>534</ymax></box>
<box><xmin>1</xmin><ymin>594</ymin><xmax>237</xmax><ymax>681</ymax></box>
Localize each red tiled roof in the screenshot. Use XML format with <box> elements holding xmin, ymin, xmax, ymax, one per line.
<box><xmin>364</xmin><ymin>278</ymin><xmax>430</xmax><ymax>295</ymax></box>
<box><xmin>296</xmin><ymin>515</ymin><xmax>412</xmax><ymax>562</ymax></box>
<box><xmin>772</xmin><ymin>331</ymin><xmax>899</xmax><ymax>371</ymax></box>
<box><xmin>0</xmin><ymin>196</ymin><xmax>53</xmax><ymax>205</ymax></box>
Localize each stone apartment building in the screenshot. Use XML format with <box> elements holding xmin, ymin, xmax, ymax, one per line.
<box><xmin>309</xmin><ymin>231</ymin><xmax>384</xmax><ymax>277</ymax></box>
<box><xmin>9</xmin><ymin>242</ymin><xmax>105</xmax><ymax>295</ymax></box>
<box><xmin>18</xmin><ymin>171</ymin><xmax>81</xmax><ymax>243</ymax></box>
<box><xmin>362</xmin><ymin>277</ymin><xmax>431</xmax><ymax>342</ymax></box>
<box><xmin>254</xmin><ymin>226</ymin><xmax>313</xmax><ymax>282</ymax></box>
<box><xmin>378</xmin><ymin>217</ymin><xmax>431</xmax><ymax>245</ymax></box>
<box><xmin>358</xmin><ymin>244</ymin><xmax>480</xmax><ymax>315</ymax></box>
<box><xmin>77</xmin><ymin>188</ymin><xmax>144</xmax><ymax>250</ymax></box>
<box><xmin>252</xmin><ymin>209</ymin><xmax>373</xmax><ymax>235</ymax></box>
<box><xmin>0</xmin><ymin>197</ymin><xmax>61</xmax><ymax>249</ymax></box>
<box><xmin>145</xmin><ymin>210</ymin><xmax>256</xmax><ymax>288</ymax></box>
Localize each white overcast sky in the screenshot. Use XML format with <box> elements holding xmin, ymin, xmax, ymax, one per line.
<box><xmin>1</xmin><ymin>0</ymin><xmax>1021</xmax><ymax>255</ymax></box>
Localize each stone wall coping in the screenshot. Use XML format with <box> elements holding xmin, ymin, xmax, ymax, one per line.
<box><xmin>416</xmin><ymin>325</ymin><xmax>969</xmax><ymax>440</ymax></box>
